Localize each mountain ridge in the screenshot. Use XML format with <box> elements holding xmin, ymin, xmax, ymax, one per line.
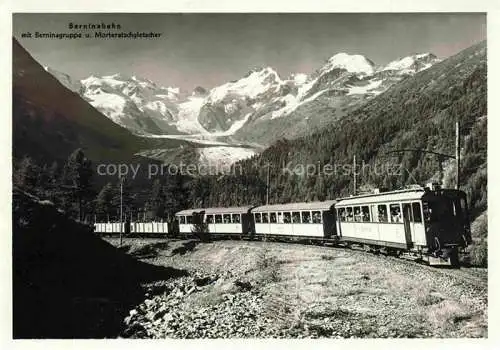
<box><xmin>45</xmin><ymin>51</ymin><xmax>441</xmax><ymax>147</ymax></box>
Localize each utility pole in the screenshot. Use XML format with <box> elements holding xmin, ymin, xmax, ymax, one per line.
<box><xmin>119</xmin><ymin>176</ymin><xmax>125</xmax><ymax>247</ymax></box>
<box><xmin>456</xmin><ymin>121</ymin><xmax>461</xmax><ymax>190</ymax></box>
<box><xmin>353</xmin><ymin>155</ymin><xmax>357</xmax><ymax>196</ymax></box>
<box><xmin>266</xmin><ymin>162</ymin><xmax>270</xmax><ymax>205</ymax></box>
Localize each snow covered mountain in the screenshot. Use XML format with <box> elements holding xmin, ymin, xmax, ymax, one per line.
<box><xmin>79</xmin><ymin>73</ymin><xmax>191</xmax><ymax>135</ymax></box>
<box><xmin>45</xmin><ymin>51</ymin><xmax>441</xmax><ymax>149</ymax></box>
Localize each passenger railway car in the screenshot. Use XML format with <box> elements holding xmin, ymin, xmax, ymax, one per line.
<box><xmin>95</xmin><ymin>183</ymin><xmax>471</xmax><ymax>266</ymax></box>
<box><xmin>251</xmin><ymin>201</ymin><xmax>337</xmax><ymax>240</ymax></box>
<box><xmin>175</xmin><ymin>206</ymin><xmax>254</xmax><ymax>237</ymax></box>
<box><xmin>335</xmin><ymin>184</ymin><xmax>471</xmax><ymax>265</ymax></box>
<box><xmin>93</xmin><ymin>221</ymin><xmax>170</xmax><ymax>235</ymax></box>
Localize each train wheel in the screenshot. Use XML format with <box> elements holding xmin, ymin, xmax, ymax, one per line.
<box><xmin>449</xmin><ymin>249</ymin><xmax>460</xmax><ymax>268</ymax></box>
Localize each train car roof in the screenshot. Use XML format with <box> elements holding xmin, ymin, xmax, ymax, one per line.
<box><xmin>252</xmin><ymin>200</ymin><xmax>337</xmax><ymax>213</ymax></box>
<box><xmin>336</xmin><ymin>189</ymin><xmax>426</xmax><ymax>206</ymax></box>
<box><xmin>175</xmin><ymin>206</ymin><xmax>254</xmax><ymax>216</ymax></box>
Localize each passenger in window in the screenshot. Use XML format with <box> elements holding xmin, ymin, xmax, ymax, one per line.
<box><xmin>284</xmin><ymin>213</ymin><xmax>291</xmax><ymax>223</ymax></box>
<box><xmin>346</xmin><ymin>209</ymin><xmax>353</xmax><ymax>222</ymax></box>
<box><xmin>277</xmin><ymin>213</ymin><xmax>284</xmax><ymax>224</ymax></box>
<box><xmin>292</xmin><ymin>212</ymin><xmax>300</xmax><ymax>223</ymax></box>
<box><xmin>362</xmin><ymin>207</ymin><xmax>370</xmax><ymax>222</ymax></box>
<box><xmin>312</xmin><ymin>211</ymin><xmax>322</xmax><ymax>224</ymax></box>
<box><xmin>391</xmin><ymin>207</ymin><xmax>402</xmax><ymax>223</ymax></box>
<box><xmin>378</xmin><ymin>207</ymin><xmax>387</xmax><ymax>222</ymax></box>
<box><xmin>270</xmin><ymin>213</ymin><xmax>277</xmax><ymax>223</ymax></box>
<box><xmin>262</xmin><ymin>213</ymin><xmax>269</xmax><ymax>223</ymax></box>
<box><xmin>354</xmin><ymin>208</ymin><xmax>362</xmax><ymax>222</ymax></box>
<box><xmin>302</xmin><ymin>212</ymin><xmax>311</xmax><ymax>223</ymax></box>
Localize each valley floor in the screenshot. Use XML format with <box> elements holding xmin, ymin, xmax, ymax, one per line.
<box><xmin>104</xmin><ymin>238</ymin><xmax>487</xmax><ymax>338</ymax></box>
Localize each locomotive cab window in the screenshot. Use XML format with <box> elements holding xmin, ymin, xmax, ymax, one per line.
<box><xmin>270</xmin><ymin>212</ymin><xmax>277</xmax><ymax>223</ymax></box>
<box><xmin>302</xmin><ymin>211</ymin><xmax>311</xmax><ymax>223</ymax></box>
<box><xmin>284</xmin><ymin>212</ymin><xmax>291</xmax><ymax>224</ymax></box>
<box><xmin>215</xmin><ymin>214</ymin><xmax>222</xmax><ymax>223</ymax></box>
<box><xmin>232</xmin><ymin>214</ymin><xmax>241</xmax><ymax>224</ymax></box>
<box><xmin>262</xmin><ymin>213</ymin><xmax>269</xmax><ymax>223</ymax></box>
<box><xmin>390</xmin><ymin>204</ymin><xmax>402</xmax><ymax>223</ymax></box>
<box><xmin>312</xmin><ymin>211</ymin><xmax>322</xmax><ymax>224</ymax></box>
<box><xmin>292</xmin><ymin>212</ymin><xmax>301</xmax><ymax>223</ymax></box>
<box><xmin>255</xmin><ymin>213</ymin><xmax>262</xmax><ymax>223</ymax></box>
<box><xmin>206</xmin><ymin>215</ymin><xmax>214</xmax><ymax>224</ymax></box>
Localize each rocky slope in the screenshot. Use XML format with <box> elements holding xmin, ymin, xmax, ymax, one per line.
<box><xmin>106</xmin><ymin>238</ymin><xmax>487</xmax><ymax>338</ymax></box>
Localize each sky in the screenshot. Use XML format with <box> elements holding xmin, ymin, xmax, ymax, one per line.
<box><xmin>13</xmin><ymin>13</ymin><xmax>486</xmax><ymax>91</ymax></box>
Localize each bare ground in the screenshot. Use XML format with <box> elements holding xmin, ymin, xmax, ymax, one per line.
<box><xmin>104</xmin><ymin>237</ymin><xmax>487</xmax><ymax>338</ymax></box>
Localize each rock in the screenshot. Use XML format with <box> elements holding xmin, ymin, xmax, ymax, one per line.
<box><xmin>234</xmin><ymin>280</ymin><xmax>253</xmax><ymax>291</ymax></box>
<box><xmin>194</xmin><ymin>276</ymin><xmax>212</xmax><ymax>286</ymax></box>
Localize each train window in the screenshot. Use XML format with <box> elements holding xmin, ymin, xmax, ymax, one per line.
<box><xmin>206</xmin><ymin>215</ymin><xmax>214</xmax><ymax>223</ymax></box>
<box><xmin>284</xmin><ymin>212</ymin><xmax>291</xmax><ymax>223</ymax></box>
<box><xmin>346</xmin><ymin>207</ymin><xmax>354</xmax><ymax>222</ymax></box>
<box><xmin>223</xmin><ymin>214</ymin><xmax>231</xmax><ymax>223</ymax></box>
<box><xmin>292</xmin><ymin>212</ymin><xmax>301</xmax><ymax>223</ymax></box>
<box><xmin>370</xmin><ymin>205</ymin><xmax>378</xmax><ymax>222</ymax></box>
<box><xmin>378</xmin><ymin>205</ymin><xmax>388</xmax><ymax>222</ymax></box>
<box><xmin>312</xmin><ymin>211</ymin><xmax>322</xmax><ymax>224</ymax></box>
<box><xmin>277</xmin><ymin>212</ymin><xmax>284</xmax><ymax>223</ymax></box>
<box><xmin>423</xmin><ymin>200</ymin><xmax>454</xmax><ymax>222</ymax></box>
<box><xmin>390</xmin><ymin>204</ymin><xmax>402</xmax><ymax>223</ymax></box>
<box><xmin>302</xmin><ymin>211</ymin><xmax>311</xmax><ymax>223</ymax></box>
<box><xmin>403</xmin><ymin>203</ymin><xmax>412</xmax><ymax>222</ymax></box>
<box><xmin>255</xmin><ymin>213</ymin><xmax>262</xmax><ymax>223</ymax></box>
<box><xmin>232</xmin><ymin>214</ymin><xmax>241</xmax><ymax>223</ymax></box>
<box><xmin>361</xmin><ymin>206</ymin><xmax>370</xmax><ymax>222</ymax></box>
<box><xmin>262</xmin><ymin>213</ymin><xmax>269</xmax><ymax>223</ymax></box>
<box><xmin>412</xmin><ymin>202</ymin><xmax>422</xmax><ymax>223</ymax></box>
<box><xmin>179</xmin><ymin>216</ymin><xmax>186</xmax><ymax>224</ymax></box>
<box><xmin>215</xmin><ymin>214</ymin><xmax>223</xmax><ymax>223</ymax></box>
<box><xmin>270</xmin><ymin>212</ymin><xmax>277</xmax><ymax>223</ymax></box>
<box><xmin>460</xmin><ymin>198</ymin><xmax>468</xmax><ymax>219</ymax></box>
<box><xmin>187</xmin><ymin>216</ymin><xmax>193</xmax><ymax>224</ymax></box>
<box><xmin>353</xmin><ymin>206</ymin><xmax>362</xmax><ymax>222</ymax></box>
<box><xmin>338</xmin><ymin>208</ymin><xmax>346</xmax><ymax>222</ymax></box>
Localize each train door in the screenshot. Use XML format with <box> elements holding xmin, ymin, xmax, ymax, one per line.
<box><xmin>322</xmin><ymin>209</ymin><xmax>335</xmax><ymax>239</ymax></box>
<box><xmin>402</xmin><ymin>203</ymin><xmax>414</xmax><ymax>249</ymax></box>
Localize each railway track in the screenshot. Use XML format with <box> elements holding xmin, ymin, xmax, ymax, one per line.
<box><xmin>104</xmin><ymin>233</ymin><xmax>487</xmax><ymax>289</ymax></box>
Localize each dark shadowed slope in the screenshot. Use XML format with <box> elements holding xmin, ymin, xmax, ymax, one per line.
<box><xmin>12</xmin><ymin>188</ymin><xmax>187</xmax><ymax>338</ymax></box>
<box><xmin>12</xmin><ymin>38</ymin><xmax>184</xmax><ymax>165</ymax></box>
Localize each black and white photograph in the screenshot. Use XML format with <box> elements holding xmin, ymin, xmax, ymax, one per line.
<box><xmin>9</xmin><ymin>10</ymin><xmax>489</xmax><ymax>341</ymax></box>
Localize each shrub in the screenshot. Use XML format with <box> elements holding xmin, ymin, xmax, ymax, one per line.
<box><xmin>470</xmin><ymin>239</ymin><xmax>487</xmax><ymax>267</ymax></box>
<box><xmin>256</xmin><ymin>249</ymin><xmax>281</xmax><ymax>283</ymax></box>
<box><xmin>469</xmin><ymin>212</ymin><xmax>487</xmax><ymax>267</ymax></box>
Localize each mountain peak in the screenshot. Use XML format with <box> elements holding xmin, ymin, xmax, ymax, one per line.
<box><xmin>382</xmin><ymin>52</ymin><xmax>440</xmax><ymax>73</ymax></box>
<box><xmin>322</xmin><ymin>53</ymin><xmax>375</xmax><ymax>76</ymax></box>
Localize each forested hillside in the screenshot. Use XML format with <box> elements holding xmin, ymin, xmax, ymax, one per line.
<box><xmin>187</xmin><ymin>41</ymin><xmax>487</xmax><ymax>221</ymax></box>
